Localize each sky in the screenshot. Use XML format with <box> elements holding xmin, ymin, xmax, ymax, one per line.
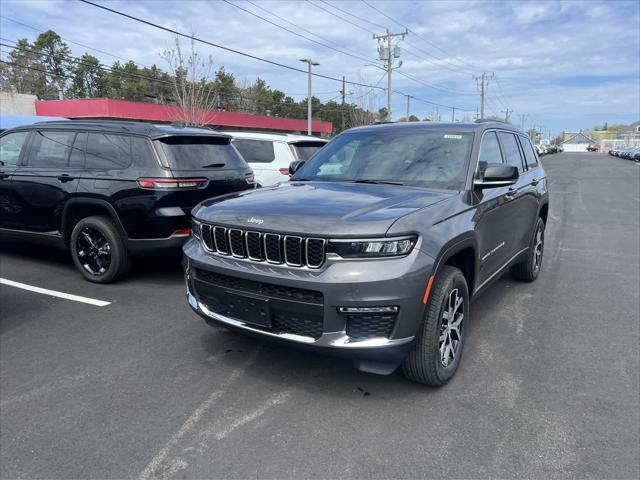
<box><xmin>1</xmin><ymin>0</ymin><xmax>638</xmax><ymax>137</ymax></box>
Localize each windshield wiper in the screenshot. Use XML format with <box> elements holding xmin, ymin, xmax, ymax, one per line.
<box><xmin>352</xmin><ymin>179</ymin><xmax>404</xmax><ymax>186</ymax></box>
<box><xmin>201</xmin><ymin>163</ymin><xmax>226</xmax><ymax>168</ymax></box>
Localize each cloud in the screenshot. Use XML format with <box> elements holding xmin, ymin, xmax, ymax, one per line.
<box><xmin>0</xmin><ymin>0</ymin><xmax>638</xmax><ymax>133</ymax></box>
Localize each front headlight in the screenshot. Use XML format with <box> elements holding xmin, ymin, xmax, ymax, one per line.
<box><xmin>191</xmin><ymin>218</ymin><xmax>202</xmax><ymax>239</ymax></box>
<box><xmin>329</xmin><ymin>236</ymin><xmax>417</xmax><ymax>258</ymax></box>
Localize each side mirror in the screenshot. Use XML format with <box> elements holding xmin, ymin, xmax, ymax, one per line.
<box><xmin>474</xmin><ymin>164</ymin><xmax>518</xmax><ymax>189</ymax></box>
<box><xmin>288</xmin><ymin>160</ymin><xmax>306</xmax><ymax>176</ymax></box>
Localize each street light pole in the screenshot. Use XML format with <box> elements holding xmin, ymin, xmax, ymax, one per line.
<box><xmin>300</xmin><ymin>59</ymin><xmax>319</xmax><ymax>135</ymax></box>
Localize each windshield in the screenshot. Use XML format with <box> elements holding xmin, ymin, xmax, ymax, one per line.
<box><xmin>156</xmin><ymin>136</ymin><xmax>247</xmax><ymax>170</ymax></box>
<box><xmin>291</xmin><ymin>141</ymin><xmax>327</xmax><ymax>161</ymax></box>
<box><xmin>292</xmin><ymin>128</ymin><xmax>474</xmax><ymax>190</ymax></box>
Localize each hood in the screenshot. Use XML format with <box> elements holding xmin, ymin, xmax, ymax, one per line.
<box><xmin>193</xmin><ymin>181</ymin><xmax>453</xmax><ymax>237</ymax></box>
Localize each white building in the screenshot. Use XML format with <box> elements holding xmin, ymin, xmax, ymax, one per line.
<box><xmin>562</xmin><ymin>132</ymin><xmax>597</xmax><ymax>152</ymax></box>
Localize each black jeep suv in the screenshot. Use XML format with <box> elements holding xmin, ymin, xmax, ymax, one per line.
<box><xmin>0</xmin><ymin>121</ymin><xmax>254</xmax><ymax>282</ymax></box>
<box><xmin>183</xmin><ymin>121</ymin><xmax>549</xmax><ymax>386</ymax></box>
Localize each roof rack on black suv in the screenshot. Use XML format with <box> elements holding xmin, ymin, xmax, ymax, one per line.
<box><xmin>0</xmin><ymin>120</ymin><xmax>255</xmax><ymax>283</ymax></box>
<box><xmin>184</xmin><ymin>121</ymin><xmax>549</xmax><ymax>386</ymax></box>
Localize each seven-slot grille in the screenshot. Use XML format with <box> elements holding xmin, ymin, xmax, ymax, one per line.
<box><xmin>200</xmin><ymin>224</ymin><xmax>325</xmax><ymax>268</ymax></box>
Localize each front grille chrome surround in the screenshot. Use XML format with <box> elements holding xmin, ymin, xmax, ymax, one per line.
<box><xmin>228</xmin><ymin>229</ymin><xmax>245</xmax><ymax>257</ymax></box>
<box><xmin>245</xmin><ymin>231</ymin><xmax>263</xmax><ymax>261</ymax></box>
<box><xmin>284</xmin><ymin>236</ymin><xmax>303</xmax><ymax>266</ymax></box>
<box><xmin>199</xmin><ymin>223</ymin><xmax>325</xmax><ymax>268</ymax></box>
<box><xmin>306</xmin><ymin>238</ymin><xmax>326</xmax><ymax>269</ymax></box>
<box><xmin>213</xmin><ymin>226</ymin><xmax>230</xmax><ymax>255</ymax></box>
<box><xmin>264</xmin><ymin>233</ymin><xmax>282</xmax><ymax>264</ymax></box>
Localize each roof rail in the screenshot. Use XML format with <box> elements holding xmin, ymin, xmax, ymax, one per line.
<box><xmin>474</xmin><ymin>118</ymin><xmax>509</xmax><ymax>124</ymax></box>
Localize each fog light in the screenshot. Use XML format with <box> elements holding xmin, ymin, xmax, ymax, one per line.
<box><xmin>338</xmin><ymin>306</ymin><xmax>399</xmax><ymax>313</ymax></box>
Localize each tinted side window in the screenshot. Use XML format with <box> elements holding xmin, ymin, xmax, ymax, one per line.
<box><xmin>232</xmin><ymin>139</ymin><xmax>275</xmax><ymax>163</ymax></box>
<box><xmin>131</xmin><ymin>136</ymin><xmax>156</xmax><ymax>166</ymax></box>
<box><xmin>86</xmin><ymin>133</ymin><xmax>133</xmax><ymax>170</ymax></box>
<box><xmin>477</xmin><ymin>131</ymin><xmax>502</xmax><ymax>176</ymax></box>
<box><xmin>0</xmin><ymin>131</ymin><xmax>29</xmax><ymax>166</ymax></box>
<box><xmin>27</xmin><ymin>130</ymin><xmax>77</xmax><ymax>168</ymax></box>
<box><xmin>69</xmin><ymin>132</ymin><xmax>86</xmax><ymax>168</ymax></box>
<box><xmin>498</xmin><ymin>132</ymin><xmax>524</xmax><ymax>172</ymax></box>
<box><xmin>518</xmin><ymin>135</ymin><xmax>539</xmax><ymax>169</ymax></box>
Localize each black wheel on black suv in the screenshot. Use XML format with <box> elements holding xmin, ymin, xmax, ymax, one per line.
<box><xmin>70</xmin><ymin>215</ymin><xmax>131</xmax><ymax>283</ymax></box>
<box><xmin>510</xmin><ymin>217</ymin><xmax>545</xmax><ymax>282</ymax></box>
<box><xmin>402</xmin><ymin>266</ymin><xmax>469</xmax><ymax>387</ymax></box>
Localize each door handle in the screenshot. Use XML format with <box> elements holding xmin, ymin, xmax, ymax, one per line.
<box><xmin>531</xmin><ymin>178</ymin><xmax>539</xmax><ymax>186</ymax></box>
<box><xmin>57</xmin><ymin>174</ymin><xmax>75</xmax><ymax>183</ymax></box>
<box><xmin>0</xmin><ymin>171</ymin><xmax>9</xmax><ymax>180</ymax></box>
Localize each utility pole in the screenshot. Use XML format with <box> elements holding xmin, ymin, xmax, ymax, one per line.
<box><xmin>451</xmin><ymin>107</ymin><xmax>456</xmax><ymax>122</ymax></box>
<box><xmin>519</xmin><ymin>114</ymin><xmax>527</xmax><ymax>131</ymax></box>
<box><xmin>373</xmin><ymin>29</ymin><xmax>407</xmax><ymax>120</ymax></box>
<box><xmin>473</xmin><ymin>72</ymin><xmax>494</xmax><ymax>119</ymax></box>
<box><xmin>340</xmin><ymin>75</ymin><xmax>346</xmax><ymax>131</ymax></box>
<box><xmin>501</xmin><ymin>108</ymin><xmax>513</xmax><ymax>123</ymax></box>
<box><xmin>300</xmin><ymin>58</ymin><xmax>319</xmax><ymax>135</ymax></box>
<box><xmin>404</xmin><ymin>94</ymin><xmax>412</xmax><ymax>121</ymax></box>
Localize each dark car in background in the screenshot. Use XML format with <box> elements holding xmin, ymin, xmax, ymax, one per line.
<box><xmin>184</xmin><ymin>121</ymin><xmax>549</xmax><ymax>386</ymax></box>
<box><xmin>0</xmin><ymin>121</ymin><xmax>254</xmax><ymax>283</ymax></box>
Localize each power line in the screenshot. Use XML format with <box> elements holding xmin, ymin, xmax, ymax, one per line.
<box><xmin>360</xmin><ymin>0</ymin><xmax>482</xmax><ymax>74</ymax></box>
<box><xmin>242</xmin><ymin>0</ymin><xmax>378</xmax><ymax>65</ymax></box>
<box><xmin>221</xmin><ymin>0</ymin><xmax>376</xmax><ymax>64</ymax></box>
<box><xmin>0</xmin><ymin>14</ymin><xmax>151</xmax><ymax>67</ymax></box>
<box><xmin>305</xmin><ymin>0</ymin><xmax>372</xmax><ymax>34</ymax></box>
<box><xmin>77</xmin><ymin>0</ymin><xmax>386</xmax><ymax>91</ymax></box>
<box><xmin>76</xmin><ymin>0</ymin><xmax>474</xmax><ymax>114</ymax></box>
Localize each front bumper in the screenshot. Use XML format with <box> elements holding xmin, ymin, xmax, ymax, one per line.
<box><xmin>183</xmin><ymin>237</ymin><xmax>434</xmax><ymax>360</ymax></box>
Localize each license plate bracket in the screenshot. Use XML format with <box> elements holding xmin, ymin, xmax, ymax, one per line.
<box><xmin>223</xmin><ymin>291</ymin><xmax>272</xmax><ymax>327</ymax></box>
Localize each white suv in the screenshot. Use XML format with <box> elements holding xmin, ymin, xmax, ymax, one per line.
<box><xmin>225</xmin><ymin>131</ymin><xmax>328</xmax><ymax>186</ymax></box>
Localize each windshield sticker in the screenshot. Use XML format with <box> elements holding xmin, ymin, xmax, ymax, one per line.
<box><xmin>444</xmin><ymin>134</ymin><xmax>462</xmax><ymax>139</ymax></box>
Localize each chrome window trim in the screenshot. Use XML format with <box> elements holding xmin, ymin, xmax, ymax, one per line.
<box><xmin>245</xmin><ymin>230</ymin><xmax>264</xmax><ymax>261</ymax></box>
<box><xmin>264</xmin><ymin>233</ymin><xmax>282</xmax><ymax>264</ymax></box>
<box><xmin>228</xmin><ymin>228</ymin><xmax>246</xmax><ymax>258</ymax></box>
<box><xmin>283</xmin><ymin>235</ymin><xmax>303</xmax><ymax>266</ymax></box>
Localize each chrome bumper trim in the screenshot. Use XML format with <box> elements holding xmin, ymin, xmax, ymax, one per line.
<box><xmin>187</xmin><ymin>292</ymin><xmax>414</xmax><ymax>349</ymax></box>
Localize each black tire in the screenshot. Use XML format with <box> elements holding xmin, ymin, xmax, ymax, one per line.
<box><xmin>70</xmin><ymin>215</ymin><xmax>131</xmax><ymax>283</ymax></box>
<box><xmin>402</xmin><ymin>266</ymin><xmax>469</xmax><ymax>387</ymax></box>
<box><xmin>510</xmin><ymin>217</ymin><xmax>545</xmax><ymax>282</ymax></box>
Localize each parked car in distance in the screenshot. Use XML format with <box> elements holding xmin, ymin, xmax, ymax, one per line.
<box><xmin>225</xmin><ymin>131</ymin><xmax>328</xmax><ymax>186</ymax></box>
<box><xmin>184</xmin><ymin>121</ymin><xmax>549</xmax><ymax>386</ymax></box>
<box><xmin>586</xmin><ymin>144</ymin><xmax>600</xmax><ymax>152</ymax></box>
<box><xmin>0</xmin><ymin>120</ymin><xmax>255</xmax><ymax>283</ymax></box>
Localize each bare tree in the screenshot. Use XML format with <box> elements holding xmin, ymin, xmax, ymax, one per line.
<box><xmin>346</xmin><ymin>74</ymin><xmax>379</xmax><ymax>128</ymax></box>
<box><xmin>161</xmin><ymin>34</ymin><xmax>218</xmax><ymax>126</ymax></box>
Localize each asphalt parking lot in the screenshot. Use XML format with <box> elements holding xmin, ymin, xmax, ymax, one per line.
<box><xmin>1</xmin><ymin>152</ymin><xmax>638</xmax><ymax>479</ymax></box>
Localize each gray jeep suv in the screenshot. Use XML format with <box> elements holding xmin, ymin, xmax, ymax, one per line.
<box><xmin>183</xmin><ymin>121</ymin><xmax>549</xmax><ymax>386</ymax></box>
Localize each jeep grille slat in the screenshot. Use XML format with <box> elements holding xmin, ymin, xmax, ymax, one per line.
<box><xmin>199</xmin><ymin>223</ymin><xmax>325</xmax><ymax>268</ymax></box>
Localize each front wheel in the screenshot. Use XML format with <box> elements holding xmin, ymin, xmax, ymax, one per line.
<box><xmin>510</xmin><ymin>217</ymin><xmax>545</xmax><ymax>282</ymax></box>
<box><xmin>402</xmin><ymin>266</ymin><xmax>469</xmax><ymax>387</ymax></box>
<box><xmin>70</xmin><ymin>215</ymin><xmax>131</xmax><ymax>283</ymax></box>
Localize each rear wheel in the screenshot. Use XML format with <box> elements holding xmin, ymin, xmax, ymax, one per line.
<box><xmin>402</xmin><ymin>266</ymin><xmax>469</xmax><ymax>387</ymax></box>
<box><xmin>510</xmin><ymin>217</ymin><xmax>544</xmax><ymax>282</ymax></box>
<box><xmin>70</xmin><ymin>215</ymin><xmax>131</xmax><ymax>283</ymax></box>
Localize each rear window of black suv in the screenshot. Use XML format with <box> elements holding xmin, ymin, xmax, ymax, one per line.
<box><xmin>156</xmin><ymin>135</ymin><xmax>246</xmax><ymax>170</ymax></box>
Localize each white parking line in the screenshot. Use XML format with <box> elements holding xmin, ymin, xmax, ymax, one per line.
<box><xmin>0</xmin><ymin>278</ymin><xmax>111</xmax><ymax>307</ymax></box>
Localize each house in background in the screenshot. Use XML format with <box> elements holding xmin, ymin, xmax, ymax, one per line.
<box><xmin>561</xmin><ymin>132</ymin><xmax>597</xmax><ymax>152</ymax></box>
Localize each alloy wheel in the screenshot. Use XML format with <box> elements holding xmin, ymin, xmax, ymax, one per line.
<box><xmin>439</xmin><ymin>288</ymin><xmax>464</xmax><ymax>367</ymax></box>
<box><xmin>76</xmin><ymin>227</ymin><xmax>111</xmax><ymax>276</ymax></box>
<box><xmin>532</xmin><ymin>226</ymin><xmax>544</xmax><ymax>272</ymax></box>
